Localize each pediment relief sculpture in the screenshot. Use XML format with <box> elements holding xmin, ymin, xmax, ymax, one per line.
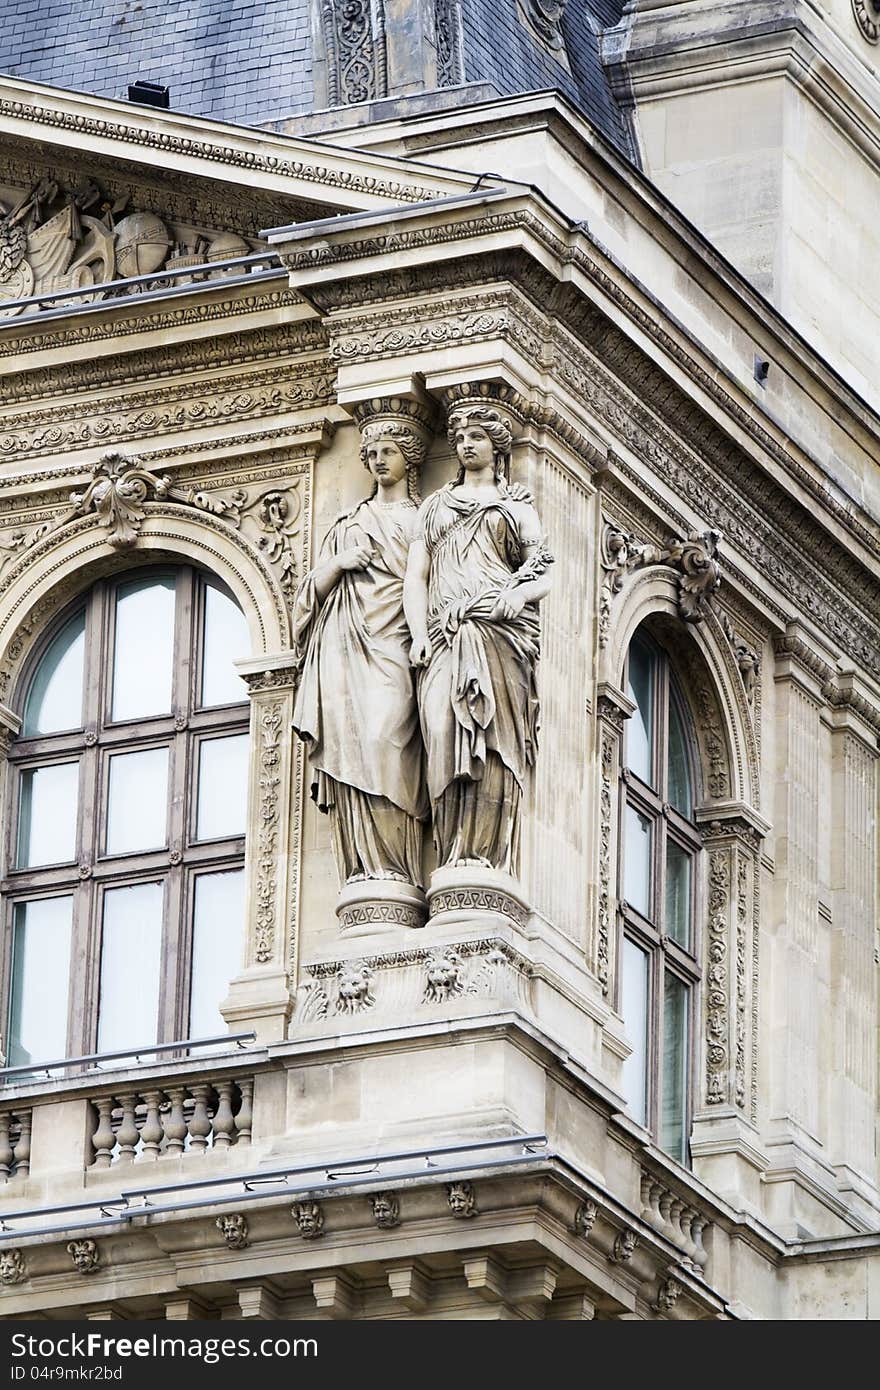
<box><xmin>0</xmin><ymin>176</ymin><xmax>258</xmax><ymax>317</ymax></box>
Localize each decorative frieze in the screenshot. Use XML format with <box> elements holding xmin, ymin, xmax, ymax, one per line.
<box><xmin>295</xmin><ymin>939</ymin><xmax>532</xmax><ymax>1024</ymax></box>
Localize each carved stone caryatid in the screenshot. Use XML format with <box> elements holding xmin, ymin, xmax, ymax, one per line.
<box><xmin>293</xmin><ymin>400</ymin><xmax>431</xmax><ymax>914</ymax></box>
<box><xmin>404</xmin><ymin>387</ymin><xmax>553</xmax><ymax>879</ymax></box>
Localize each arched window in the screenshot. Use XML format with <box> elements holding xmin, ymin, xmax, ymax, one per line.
<box><xmin>619</xmin><ymin>628</ymin><xmax>701</xmax><ymax>1165</ymax></box>
<box><xmin>3</xmin><ymin>566</ymin><xmax>251</xmax><ymax>1068</ymax></box>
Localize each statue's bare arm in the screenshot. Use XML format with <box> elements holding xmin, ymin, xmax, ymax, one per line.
<box><xmin>404</xmin><ymin>533</ymin><xmax>432</xmax><ymax>667</ymax></box>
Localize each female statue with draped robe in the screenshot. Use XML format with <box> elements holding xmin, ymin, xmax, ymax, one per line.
<box><xmin>292</xmin><ymin>412</ymin><xmax>429</xmax><ymax>889</ymax></box>
<box><xmin>404</xmin><ymin>398</ymin><xmax>553</xmax><ymax>873</ymax></box>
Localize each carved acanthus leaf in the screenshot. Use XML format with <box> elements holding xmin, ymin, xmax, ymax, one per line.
<box><xmin>599</xmin><ymin>519</ymin><xmax>721</xmax><ymax>644</ymax></box>
<box><xmin>69</xmin><ymin>450</ymin><xmax>172</xmax><ymax>548</ymax></box>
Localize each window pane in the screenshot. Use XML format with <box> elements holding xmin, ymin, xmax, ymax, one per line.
<box><xmin>624</xmin><ymin>805</ymin><xmax>652</xmax><ymax>918</ymax></box>
<box><xmin>667</xmin><ymin>696</ymin><xmax>693</xmax><ymax>817</ymax></box>
<box><xmin>189</xmin><ymin>869</ymin><xmax>245</xmax><ymax>1039</ymax></box>
<box><xmin>106</xmin><ymin>747</ymin><xmax>169</xmax><ymax>855</ymax></box>
<box><xmin>97</xmin><ymin>883</ymin><xmax>163</xmax><ymax>1053</ymax></box>
<box><xmin>201</xmin><ymin>581</ymin><xmax>249</xmax><ymax>707</ymax></box>
<box><xmin>111</xmin><ymin>576</ymin><xmax>175</xmax><ymax>721</ymax></box>
<box><xmin>661</xmin><ymin>972</ymin><xmax>690</xmax><ymax>1164</ymax></box>
<box><xmin>626</xmin><ymin>636</ymin><xmax>654</xmax><ymax>785</ymax></box>
<box><xmin>17</xmin><ymin>762</ymin><xmax>79</xmax><ymax>867</ymax></box>
<box><xmin>23</xmin><ymin>611</ymin><xmax>85</xmax><ymax>736</ymax></box>
<box><xmin>8</xmin><ymin>897</ymin><xmax>73</xmax><ymax>1066</ymax></box>
<box><xmin>665</xmin><ymin>841</ymin><xmax>692</xmax><ymax>947</ymax></box>
<box><xmin>196</xmin><ymin>734</ymin><xmax>249</xmax><ymax>841</ymax></box>
<box><xmin>621</xmin><ymin>937</ymin><xmax>649</xmax><ymax>1127</ymax></box>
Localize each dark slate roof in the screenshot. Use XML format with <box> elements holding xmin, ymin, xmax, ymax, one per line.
<box><xmin>0</xmin><ymin>0</ymin><xmax>630</xmax><ymax>156</ymax></box>
<box><xmin>0</xmin><ymin>0</ymin><xmax>315</xmax><ymax>126</ymax></box>
<box><xmin>459</xmin><ymin>0</ymin><xmax>631</xmax><ymax>156</ymax></box>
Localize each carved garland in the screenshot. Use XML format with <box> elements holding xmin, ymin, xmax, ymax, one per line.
<box><xmin>435</xmin><ymin>0</ymin><xmax>464</xmax><ymax>86</ymax></box>
<box><xmin>253</xmin><ymin>702</ymin><xmax>283</xmax><ymax>965</ymax></box>
<box><xmin>596</xmin><ymin>725</ymin><xmax>616</xmax><ymax>995</ymax></box>
<box><xmin>705</xmin><ymin>849</ymin><xmax>730</xmax><ymax>1106</ymax></box>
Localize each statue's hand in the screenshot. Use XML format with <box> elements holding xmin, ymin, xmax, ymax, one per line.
<box><xmin>507</xmin><ymin>482</ymin><xmax>533</xmax><ymax>503</ymax></box>
<box><xmin>409</xmin><ymin>635</ymin><xmax>433</xmax><ymax>668</ymax></box>
<box><xmin>338</xmin><ymin>544</ymin><xmax>373</xmax><ymax>571</ymax></box>
<box><xmin>490</xmin><ymin>587</ymin><xmax>526</xmax><ymax>621</ymax></box>
<box><xmin>442</xmin><ymin>598</ymin><xmax>471</xmax><ymax>636</ymax></box>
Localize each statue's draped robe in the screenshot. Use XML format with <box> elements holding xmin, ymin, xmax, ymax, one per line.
<box><xmin>293</xmin><ymin>498</ymin><xmax>427</xmax><ymax>886</ymax></box>
<box><xmin>416</xmin><ymin>486</ymin><xmax>543</xmax><ymax>871</ymax></box>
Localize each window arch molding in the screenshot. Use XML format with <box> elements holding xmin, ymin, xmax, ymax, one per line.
<box><xmin>598</xmin><ymin>565</ymin><xmax>757</xmax><ymax>811</ymax></box>
<box><xmin>0</xmin><ymin>510</ymin><xmax>290</xmax><ymax>710</ymax></box>
<box><xmin>597</xmin><ymin>568</ymin><xmax>769</xmax><ymax>1146</ymax></box>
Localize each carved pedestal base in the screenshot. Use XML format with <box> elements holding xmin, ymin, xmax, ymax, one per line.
<box><xmin>336</xmin><ymin>880</ymin><xmax>427</xmax><ymax>936</ymax></box>
<box><xmin>427</xmin><ymin>865</ymin><xmax>530</xmax><ymax>933</ymax></box>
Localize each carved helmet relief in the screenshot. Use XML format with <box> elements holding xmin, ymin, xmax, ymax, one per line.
<box><xmin>0</xmin><ymin>175</ymin><xmax>258</xmax><ymax>318</ymax></box>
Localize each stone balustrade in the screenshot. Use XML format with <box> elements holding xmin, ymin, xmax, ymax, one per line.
<box><xmin>0</xmin><ymin>1107</ymin><xmax>31</xmax><ymax>1180</ymax></box>
<box><xmin>639</xmin><ymin>1173</ymin><xmax>709</xmax><ymax>1276</ymax></box>
<box><xmin>89</xmin><ymin>1077</ymin><xmax>253</xmax><ymax>1167</ymax></box>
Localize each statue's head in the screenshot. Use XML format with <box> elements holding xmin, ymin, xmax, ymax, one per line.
<box><xmin>358</xmin><ymin>419</ymin><xmax>427</xmax><ymax>503</ymax></box>
<box><xmin>446</xmin><ymin>404</ymin><xmax>515</xmax><ymax>487</ymax></box>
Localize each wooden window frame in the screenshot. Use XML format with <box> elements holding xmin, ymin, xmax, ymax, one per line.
<box><xmin>1</xmin><ymin>565</ymin><xmax>248</xmax><ymax>1062</ymax></box>
<box><xmin>618</xmin><ymin>631</ymin><xmax>702</xmax><ymax>1163</ymax></box>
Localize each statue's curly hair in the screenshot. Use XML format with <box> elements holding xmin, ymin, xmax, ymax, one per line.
<box><xmin>446</xmin><ymin>405</ymin><xmax>513</xmax><ymax>487</ymax></box>
<box><xmin>359</xmin><ymin>420</ymin><xmax>425</xmax><ymax>503</ymax></box>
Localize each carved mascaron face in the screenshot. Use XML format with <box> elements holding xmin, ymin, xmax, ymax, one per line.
<box><xmin>365</xmin><ymin>436</ymin><xmax>408</xmax><ymax>488</ymax></box>
<box><xmin>0</xmin><ymin>1249</ymin><xmax>25</xmax><ymax>1284</ymax></box>
<box><xmin>453</xmin><ymin>424</ymin><xmax>496</xmax><ymax>473</ymax></box>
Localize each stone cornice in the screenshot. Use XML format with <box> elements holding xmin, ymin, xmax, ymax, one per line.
<box><xmin>0</xmin><ymin>76</ymin><xmax>476</xmax><ymax>210</ymax></box>
<box><xmin>605</xmin><ymin>0</ymin><xmax>880</xmax><ymax>170</ymax></box>
<box><xmin>0</xmin><ymin>284</ymin><xmax>305</xmax><ymax>365</ymax></box>
<box><xmin>272</xmin><ymin>198</ymin><xmax>880</xmax><ymax>578</ymax></box>
<box><xmin>272</xmin><ymin>226</ymin><xmax>880</xmax><ymax>681</ymax></box>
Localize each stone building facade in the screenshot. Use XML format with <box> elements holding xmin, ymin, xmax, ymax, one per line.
<box><xmin>0</xmin><ymin>0</ymin><xmax>878</xmax><ymax>1320</ymax></box>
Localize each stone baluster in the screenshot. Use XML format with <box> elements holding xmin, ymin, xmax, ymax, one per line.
<box><xmin>212</xmin><ymin>1081</ymin><xmax>235</xmax><ymax>1150</ymax></box>
<box><xmin>0</xmin><ymin>1112</ymin><xmax>13</xmax><ymax>1180</ymax></box>
<box><xmin>91</xmin><ymin>1098</ymin><xmax>116</xmax><ymax>1169</ymax></box>
<box><xmin>691</xmin><ymin>1216</ymin><xmax>709</xmax><ymax>1273</ymax></box>
<box><xmin>677</xmin><ymin>1206</ymin><xmax>699</xmax><ymax>1270</ymax></box>
<box><xmin>639</xmin><ymin>1174</ymin><xmax>652</xmax><ymax>1214</ymax></box>
<box><xmin>187</xmin><ymin>1084</ymin><xmax>213</xmax><ymax>1153</ymax></box>
<box><xmin>658</xmin><ymin>1189</ymin><xmax>676</xmax><ymax>1241</ymax></box>
<box><xmin>163</xmin><ymin>1087</ymin><xmax>187</xmax><ymax>1157</ymax></box>
<box><xmin>140</xmin><ymin>1091</ymin><xmax>164</xmax><ymax>1161</ymax></box>
<box><xmin>13</xmin><ymin>1110</ymin><xmax>31</xmax><ymax>1178</ymax></box>
<box><xmin>115</xmin><ymin>1092</ymin><xmax>140</xmax><ymax>1163</ymax></box>
<box><xmin>234</xmin><ymin>1078</ymin><xmax>253</xmax><ymax>1145</ymax></box>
